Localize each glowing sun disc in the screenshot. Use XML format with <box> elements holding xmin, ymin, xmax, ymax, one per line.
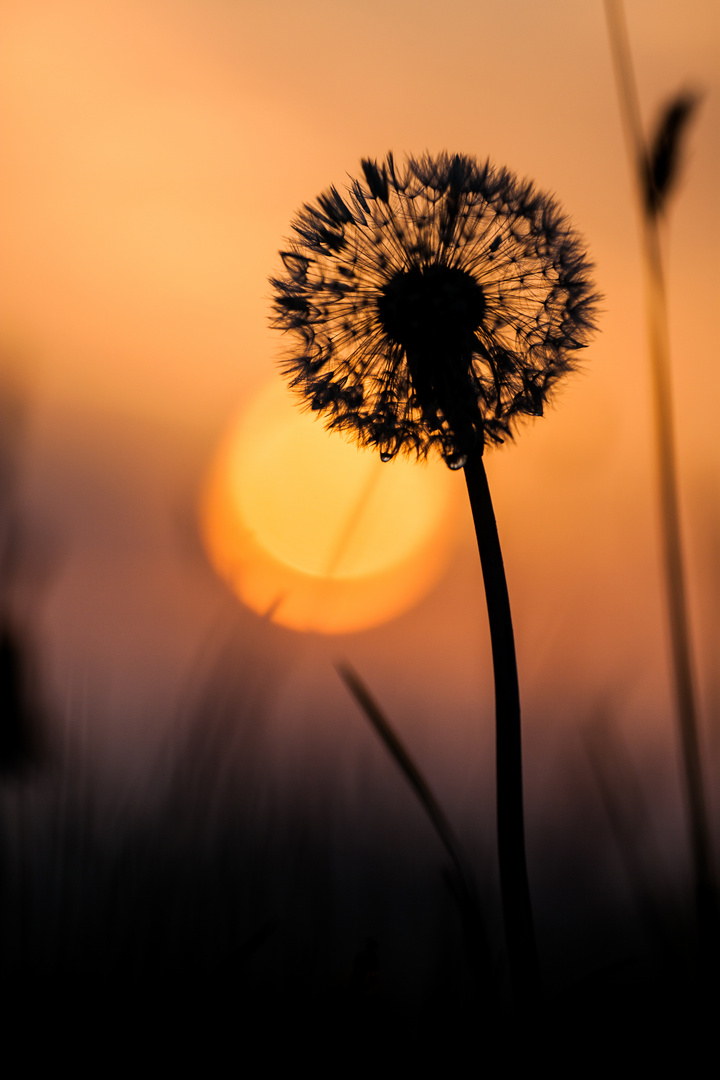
<box><xmin>201</xmin><ymin>380</ymin><xmax>457</xmax><ymax>634</ymax></box>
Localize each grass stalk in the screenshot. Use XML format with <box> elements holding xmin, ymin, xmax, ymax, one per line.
<box><xmin>336</xmin><ymin>661</ymin><xmax>493</xmax><ymax>998</ymax></box>
<box><xmin>604</xmin><ymin>0</ymin><xmax>717</xmax><ymax>960</ymax></box>
<box><xmin>337</xmin><ymin>662</ymin><xmax>471</xmax><ymax>891</ymax></box>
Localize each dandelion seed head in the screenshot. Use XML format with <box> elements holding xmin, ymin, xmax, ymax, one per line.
<box><xmin>271</xmin><ymin>152</ymin><xmax>599</xmax><ymax>467</ymax></box>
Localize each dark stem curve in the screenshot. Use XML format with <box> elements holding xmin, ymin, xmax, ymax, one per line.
<box><xmin>463</xmin><ymin>448</ymin><xmax>541</xmax><ymax>1009</ymax></box>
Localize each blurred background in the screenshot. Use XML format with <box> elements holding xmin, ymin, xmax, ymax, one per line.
<box><xmin>1</xmin><ymin>0</ymin><xmax>718</xmax><ymax>1043</ymax></box>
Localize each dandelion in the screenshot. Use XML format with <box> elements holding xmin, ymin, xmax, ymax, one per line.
<box><xmin>271</xmin><ymin>153</ymin><xmax>598</xmax><ymax>1009</ymax></box>
<box><xmin>271</xmin><ymin>152</ymin><xmax>597</xmax><ymax>469</ymax></box>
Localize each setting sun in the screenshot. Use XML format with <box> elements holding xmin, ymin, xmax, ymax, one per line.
<box><xmin>201</xmin><ymin>380</ymin><xmax>458</xmax><ymax>633</ymax></box>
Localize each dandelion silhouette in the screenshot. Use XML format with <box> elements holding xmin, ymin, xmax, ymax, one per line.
<box><xmin>272</xmin><ymin>153</ymin><xmax>598</xmax><ymax>1007</ymax></box>
<box><xmin>272</xmin><ymin>153</ymin><xmax>596</xmax><ymax>468</ymax></box>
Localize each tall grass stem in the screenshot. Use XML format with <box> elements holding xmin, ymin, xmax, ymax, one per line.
<box><xmin>604</xmin><ymin>0</ymin><xmax>717</xmax><ymax>957</ymax></box>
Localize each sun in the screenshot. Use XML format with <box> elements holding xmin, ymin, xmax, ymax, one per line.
<box><xmin>200</xmin><ymin>380</ymin><xmax>458</xmax><ymax>633</ymax></box>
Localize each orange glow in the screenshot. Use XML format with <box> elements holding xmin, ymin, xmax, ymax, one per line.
<box><xmin>200</xmin><ymin>381</ymin><xmax>458</xmax><ymax>633</ymax></box>
<box><xmin>1</xmin><ymin>0</ymin><xmax>718</xmax><ymax>735</ymax></box>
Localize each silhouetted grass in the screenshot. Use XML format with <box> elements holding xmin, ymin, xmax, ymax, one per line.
<box><xmin>604</xmin><ymin>0</ymin><xmax>718</xmax><ymax>968</ymax></box>
<box><xmin>337</xmin><ymin>660</ymin><xmax>495</xmax><ymax>1009</ymax></box>
<box><xmin>0</xmin><ymin>667</ymin><xmax>715</xmax><ymax>1065</ymax></box>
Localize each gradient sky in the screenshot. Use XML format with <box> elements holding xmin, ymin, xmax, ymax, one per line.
<box><xmin>1</xmin><ymin>1</ymin><xmax>719</xmax><ymax>842</ymax></box>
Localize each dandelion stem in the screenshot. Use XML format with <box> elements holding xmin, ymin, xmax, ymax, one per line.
<box><xmin>463</xmin><ymin>449</ymin><xmax>541</xmax><ymax>1008</ymax></box>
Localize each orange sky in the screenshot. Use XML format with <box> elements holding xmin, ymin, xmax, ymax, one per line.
<box><xmin>1</xmin><ymin>0</ymin><xmax>719</xmax><ymax>820</ymax></box>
